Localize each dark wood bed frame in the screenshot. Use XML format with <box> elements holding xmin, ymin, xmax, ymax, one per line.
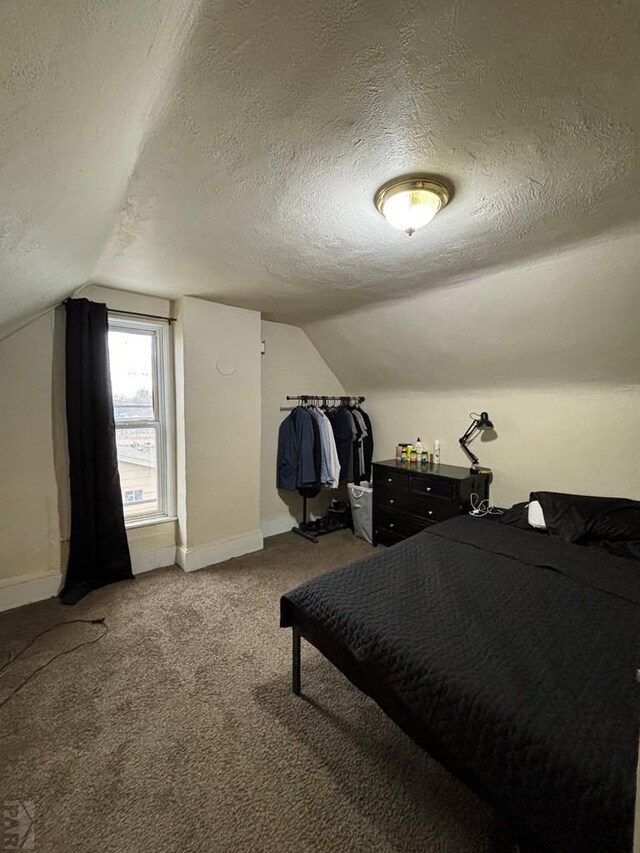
<box><xmin>292</xmin><ymin>626</ymin><xmax>301</xmax><ymax>695</ymax></box>
<box><xmin>287</xmin><ymin>621</ymin><xmax>526</xmax><ymax>852</ymax></box>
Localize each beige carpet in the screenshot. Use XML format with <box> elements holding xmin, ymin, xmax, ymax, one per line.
<box><xmin>0</xmin><ymin>531</ymin><xmax>506</xmax><ymax>852</ymax></box>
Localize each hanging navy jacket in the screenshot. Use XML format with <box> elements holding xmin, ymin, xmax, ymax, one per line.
<box><xmin>358</xmin><ymin>407</ymin><xmax>374</xmax><ymax>481</ymax></box>
<box><xmin>327</xmin><ymin>408</ymin><xmax>353</xmax><ymax>482</ymax></box>
<box><xmin>277</xmin><ymin>407</ymin><xmax>318</xmax><ymax>490</ymax></box>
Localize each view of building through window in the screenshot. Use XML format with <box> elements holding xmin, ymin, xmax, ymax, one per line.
<box><xmin>108</xmin><ymin>327</ymin><xmax>161</xmax><ymax>520</ymax></box>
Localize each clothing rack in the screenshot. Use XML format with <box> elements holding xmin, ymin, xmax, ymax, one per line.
<box><xmin>285</xmin><ymin>394</ymin><xmax>366</xmax><ymax>543</ymax></box>
<box><xmin>294</xmin><ymin>488</ymin><xmax>353</xmax><ymax>544</ymax></box>
<box><xmin>294</xmin><ymin>494</ymin><xmax>324</xmax><ymax>543</ymax></box>
<box><xmin>286</xmin><ymin>395</ymin><xmax>365</xmax><ymax>405</ymax></box>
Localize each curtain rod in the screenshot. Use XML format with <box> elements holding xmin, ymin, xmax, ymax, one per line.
<box><xmin>108</xmin><ymin>308</ymin><xmax>177</xmax><ymax>323</ymax></box>
<box><xmin>63</xmin><ymin>298</ymin><xmax>176</xmax><ymax>323</ymax></box>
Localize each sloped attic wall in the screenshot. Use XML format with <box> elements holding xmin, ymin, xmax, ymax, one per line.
<box><xmin>261</xmin><ymin>321</ymin><xmax>345</xmax><ymax>536</ymax></box>
<box><xmin>305</xmin><ymin>229</ymin><xmax>640</xmax><ymax>507</ymax></box>
<box><xmin>0</xmin><ymin>0</ymin><xmax>201</xmax><ymax>340</ymax></box>
<box><xmin>0</xmin><ymin>314</ymin><xmax>59</xmax><ymax>590</ymax></box>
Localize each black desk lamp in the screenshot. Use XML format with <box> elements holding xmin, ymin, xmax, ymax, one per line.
<box><xmin>458</xmin><ymin>411</ymin><xmax>494</xmax><ymax>473</ymax></box>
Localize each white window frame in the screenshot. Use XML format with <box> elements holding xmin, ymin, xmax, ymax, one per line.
<box><xmin>108</xmin><ymin>314</ymin><xmax>176</xmax><ymax>528</ymax></box>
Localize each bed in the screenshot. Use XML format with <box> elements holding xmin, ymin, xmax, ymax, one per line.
<box><xmin>280</xmin><ymin>515</ymin><xmax>639</xmax><ymax>851</ymax></box>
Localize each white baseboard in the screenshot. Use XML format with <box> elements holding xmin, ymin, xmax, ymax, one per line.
<box><xmin>176</xmin><ymin>529</ymin><xmax>264</xmax><ymax>572</ymax></box>
<box><xmin>131</xmin><ymin>545</ymin><xmax>177</xmax><ymax>575</ymax></box>
<box><xmin>0</xmin><ymin>545</ymin><xmax>177</xmax><ymax>613</ymax></box>
<box><xmin>261</xmin><ymin>515</ymin><xmax>297</xmax><ymax>538</ymax></box>
<box><xmin>0</xmin><ymin>573</ymin><xmax>62</xmax><ymax>613</ymax></box>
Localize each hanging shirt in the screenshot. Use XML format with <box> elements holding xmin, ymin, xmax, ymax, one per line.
<box><xmin>358</xmin><ymin>407</ymin><xmax>374</xmax><ymax>481</ymax></box>
<box><xmin>343</xmin><ymin>409</ymin><xmax>361</xmax><ymax>484</ymax></box>
<box><xmin>276</xmin><ymin>407</ymin><xmax>318</xmax><ymax>490</ymax></box>
<box><xmin>352</xmin><ymin>409</ymin><xmax>368</xmax><ymax>481</ymax></box>
<box><xmin>308</xmin><ymin>410</ymin><xmax>322</xmax><ymax>488</ymax></box>
<box><xmin>345</xmin><ymin>408</ymin><xmax>365</xmax><ymax>484</ymax></box>
<box><xmin>310</xmin><ymin>407</ymin><xmax>340</xmax><ymax>488</ymax></box>
<box><xmin>327</xmin><ymin>408</ymin><xmax>353</xmax><ymax>482</ymax></box>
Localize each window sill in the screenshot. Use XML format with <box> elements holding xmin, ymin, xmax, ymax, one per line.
<box><xmin>125</xmin><ymin>515</ymin><xmax>178</xmax><ymax>530</ymax></box>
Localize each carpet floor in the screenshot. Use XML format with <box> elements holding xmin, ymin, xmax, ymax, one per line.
<box><xmin>0</xmin><ymin>530</ymin><xmax>506</xmax><ymax>853</ymax></box>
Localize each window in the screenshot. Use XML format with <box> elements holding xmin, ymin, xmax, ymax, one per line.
<box><xmin>108</xmin><ymin>315</ymin><xmax>174</xmax><ymax>525</ymax></box>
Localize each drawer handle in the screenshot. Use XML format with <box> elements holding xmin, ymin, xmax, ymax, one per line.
<box><xmin>387</xmin><ymin>477</ymin><xmax>393</xmax><ymax>483</ymax></box>
<box><xmin>389</xmin><ymin>498</ymin><xmax>394</xmax><ymax>504</ymax></box>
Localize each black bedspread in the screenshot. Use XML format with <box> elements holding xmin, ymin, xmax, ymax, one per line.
<box><xmin>280</xmin><ymin>517</ymin><xmax>640</xmax><ymax>851</ymax></box>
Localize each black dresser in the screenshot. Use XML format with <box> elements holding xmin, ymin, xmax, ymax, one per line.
<box><xmin>372</xmin><ymin>459</ymin><xmax>491</xmax><ymax>546</ymax></box>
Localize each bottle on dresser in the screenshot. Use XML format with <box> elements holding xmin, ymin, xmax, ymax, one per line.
<box><xmin>415</xmin><ymin>437</ymin><xmax>428</xmax><ymax>465</ymax></box>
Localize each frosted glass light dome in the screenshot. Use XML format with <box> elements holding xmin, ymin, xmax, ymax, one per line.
<box><xmin>374</xmin><ymin>177</ymin><xmax>451</xmax><ymax>236</ymax></box>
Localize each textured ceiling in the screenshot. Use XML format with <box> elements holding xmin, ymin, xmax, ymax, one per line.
<box><xmin>1</xmin><ymin>0</ymin><xmax>639</xmax><ymax>338</ymax></box>
<box><xmin>0</xmin><ymin>0</ymin><xmax>201</xmax><ymax>337</ymax></box>
<box><xmin>304</xmin><ymin>228</ymin><xmax>640</xmax><ymax>391</ymax></box>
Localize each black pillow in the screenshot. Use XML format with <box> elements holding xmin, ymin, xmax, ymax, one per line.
<box><xmin>531</xmin><ymin>491</ymin><xmax>640</xmax><ymax>544</ymax></box>
<box><xmin>497</xmin><ymin>501</ymin><xmax>530</xmax><ymax>528</ymax></box>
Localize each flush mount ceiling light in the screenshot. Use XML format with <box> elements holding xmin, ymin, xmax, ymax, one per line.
<box><xmin>374</xmin><ymin>175</ymin><xmax>451</xmax><ymax>236</ymax></box>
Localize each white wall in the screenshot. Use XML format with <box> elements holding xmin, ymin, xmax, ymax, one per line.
<box><xmin>176</xmin><ymin>297</ymin><xmax>262</xmax><ymax>570</ymax></box>
<box><xmin>364</xmin><ymin>385</ymin><xmax>640</xmax><ymax>507</ymax></box>
<box><xmin>260</xmin><ymin>321</ymin><xmax>345</xmax><ymax>536</ymax></box>
<box><xmin>304</xmin><ymin>231</ymin><xmax>640</xmax><ymax>507</ymax></box>
<box><xmin>0</xmin><ymin>314</ymin><xmax>60</xmax><ymax>593</ymax></box>
<box><xmin>0</xmin><ymin>288</ymin><xmax>266</xmax><ymax>608</ymax></box>
<box><xmin>0</xmin><ymin>286</ymin><xmax>180</xmax><ymax>611</ymax></box>
<box><xmin>304</xmin><ymin>230</ymin><xmax>640</xmax><ymax>393</ymax></box>
<box><xmin>2</xmin><ymin>237</ymin><xmax>639</xmax><ymax>611</ymax></box>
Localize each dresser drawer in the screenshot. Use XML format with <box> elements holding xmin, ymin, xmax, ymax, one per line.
<box><xmin>375</xmin><ymin>490</ymin><xmax>460</xmax><ymax>523</ymax></box>
<box><xmin>409</xmin><ymin>474</ymin><xmax>457</xmax><ymax>501</ymax></box>
<box><xmin>374</xmin><ymin>509</ymin><xmax>431</xmax><ymax>539</ymax></box>
<box><xmin>374</xmin><ymin>527</ymin><xmax>405</xmax><ymax>547</ymax></box>
<box><xmin>371</xmin><ymin>460</ymin><xmax>491</xmax><ymax>546</ymax></box>
<box><xmin>373</xmin><ymin>467</ymin><xmax>409</xmax><ymax>492</ymax></box>
<box><xmin>374</xmin><ymin>488</ymin><xmax>414</xmax><ymax>514</ymax></box>
<box><xmin>410</xmin><ymin>498</ymin><xmax>461</xmax><ymax>523</ymax></box>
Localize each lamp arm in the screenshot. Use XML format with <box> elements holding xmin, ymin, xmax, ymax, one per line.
<box><xmin>458</xmin><ymin>438</ymin><xmax>480</xmax><ymax>468</ymax></box>
<box><xmin>458</xmin><ymin>422</ymin><xmax>480</xmax><ymax>469</ymax></box>
<box><xmin>459</xmin><ymin>420</ymin><xmax>479</xmax><ymax>444</ymax></box>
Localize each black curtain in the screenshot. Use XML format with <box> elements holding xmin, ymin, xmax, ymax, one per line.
<box><xmin>60</xmin><ymin>299</ymin><xmax>133</xmax><ymax>605</ymax></box>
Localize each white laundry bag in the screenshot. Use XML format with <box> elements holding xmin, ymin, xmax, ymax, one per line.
<box><xmin>348</xmin><ymin>482</ymin><xmax>373</xmax><ymax>544</ymax></box>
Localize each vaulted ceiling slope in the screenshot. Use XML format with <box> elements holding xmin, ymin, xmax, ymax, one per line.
<box><xmin>1</xmin><ymin>0</ymin><xmax>639</xmax><ymax>340</ymax></box>
<box><xmin>304</xmin><ymin>228</ymin><xmax>640</xmax><ymax>391</ymax></box>
<box><xmin>0</xmin><ymin>0</ymin><xmax>202</xmax><ymax>338</ymax></box>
